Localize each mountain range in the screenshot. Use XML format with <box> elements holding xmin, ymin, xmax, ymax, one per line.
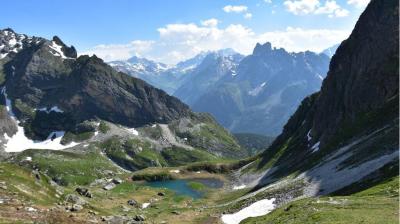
<box><xmin>111</xmin><ymin>43</ymin><xmax>330</xmax><ymax>136</ymax></box>
<box><xmin>0</xmin><ymin>0</ymin><xmax>398</xmax><ymax>223</ymax></box>
<box><xmin>0</xmin><ymin>28</ymin><xmax>247</xmax><ymax>166</ymax></box>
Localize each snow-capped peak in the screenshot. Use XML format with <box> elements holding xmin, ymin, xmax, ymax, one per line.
<box><xmin>48</xmin><ymin>41</ymin><xmax>73</xmax><ymax>59</ymax></box>
<box><xmin>0</xmin><ymin>28</ymin><xmax>31</xmax><ymax>59</ymax></box>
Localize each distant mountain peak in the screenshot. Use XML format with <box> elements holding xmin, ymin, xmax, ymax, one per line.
<box><xmin>321</xmin><ymin>43</ymin><xmax>340</xmax><ymax>58</ymax></box>
<box><xmin>253</xmin><ymin>42</ymin><xmax>273</xmax><ymax>55</ymax></box>
<box><xmin>215</xmin><ymin>48</ymin><xmax>239</xmax><ymax>57</ymax></box>
<box><xmin>0</xmin><ymin>28</ymin><xmax>36</xmax><ymax>59</ymax></box>
<box><xmin>51</xmin><ymin>35</ymin><xmax>77</xmax><ymax>58</ymax></box>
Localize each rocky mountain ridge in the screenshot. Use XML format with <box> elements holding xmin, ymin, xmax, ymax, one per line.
<box><xmin>188</xmin><ymin>42</ymin><xmax>330</xmax><ymax>136</ymax></box>
<box><xmin>110</xmin><ymin>49</ymin><xmax>240</xmax><ymax>95</ymax></box>
<box><xmin>0</xmin><ymin>28</ymin><xmax>247</xmax><ymax>162</ymax></box>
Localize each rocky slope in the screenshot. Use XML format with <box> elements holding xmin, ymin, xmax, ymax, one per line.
<box><xmin>238</xmin><ymin>0</ymin><xmax>398</xmax><ymax>196</ymax></box>
<box><xmin>0</xmin><ymin>28</ymin><xmax>246</xmax><ymax>163</ymax></box>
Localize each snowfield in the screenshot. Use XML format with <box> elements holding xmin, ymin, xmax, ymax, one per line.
<box><xmin>3</xmin><ymin>129</ymin><xmax>78</xmax><ymax>152</ymax></box>
<box><xmin>221</xmin><ymin>198</ymin><xmax>276</xmax><ymax>224</ymax></box>
<box><xmin>1</xmin><ymin>87</ymin><xmax>78</xmax><ymax>152</ymax></box>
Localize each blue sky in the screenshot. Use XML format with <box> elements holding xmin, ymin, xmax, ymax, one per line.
<box><xmin>0</xmin><ymin>0</ymin><xmax>369</xmax><ymax>64</ymax></box>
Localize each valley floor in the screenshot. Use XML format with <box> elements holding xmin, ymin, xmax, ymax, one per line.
<box><xmin>0</xmin><ymin>157</ymin><xmax>398</xmax><ymax>224</ymax></box>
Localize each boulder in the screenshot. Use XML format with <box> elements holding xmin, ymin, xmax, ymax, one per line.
<box><xmin>71</xmin><ymin>204</ymin><xmax>83</xmax><ymax>212</ymax></box>
<box><xmin>133</xmin><ymin>215</ymin><xmax>145</xmax><ymax>221</ymax></box>
<box><xmin>112</xmin><ymin>178</ymin><xmax>123</xmax><ymax>184</ymax></box>
<box><xmin>64</xmin><ymin>194</ymin><xmax>86</xmax><ymax>206</ymax></box>
<box><xmin>127</xmin><ymin>199</ymin><xmax>138</xmax><ymax>207</ymax></box>
<box><xmin>75</xmin><ymin>187</ymin><xmax>92</xmax><ymax>198</ymax></box>
<box><xmin>103</xmin><ymin>182</ymin><xmax>116</xmax><ymax>191</ymax></box>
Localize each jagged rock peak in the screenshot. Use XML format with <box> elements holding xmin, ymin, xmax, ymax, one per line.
<box><xmin>253</xmin><ymin>42</ymin><xmax>272</xmax><ymax>55</ymax></box>
<box><xmin>52</xmin><ymin>35</ymin><xmax>77</xmax><ymax>58</ymax></box>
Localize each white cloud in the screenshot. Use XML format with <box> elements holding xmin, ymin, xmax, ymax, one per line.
<box><xmin>347</xmin><ymin>0</ymin><xmax>369</xmax><ymax>8</ymax></box>
<box><xmin>201</xmin><ymin>18</ymin><xmax>219</xmax><ymax>27</ymax></box>
<box><xmin>244</xmin><ymin>13</ymin><xmax>253</xmax><ymax>19</ymax></box>
<box><xmin>223</xmin><ymin>5</ymin><xmax>248</xmax><ymax>13</ymax></box>
<box><xmin>314</xmin><ymin>1</ymin><xmax>349</xmax><ymax>17</ymax></box>
<box><xmin>284</xmin><ymin>0</ymin><xmax>349</xmax><ymax>17</ymax></box>
<box><xmin>258</xmin><ymin>27</ymin><xmax>349</xmax><ymax>52</ymax></box>
<box><xmin>223</xmin><ymin>5</ymin><xmax>253</xmax><ymax>20</ymax></box>
<box><xmin>81</xmin><ymin>22</ymin><xmax>350</xmax><ymax>64</ymax></box>
<box><xmin>80</xmin><ymin>40</ymin><xmax>154</xmax><ymax>62</ymax></box>
<box><xmin>284</xmin><ymin>0</ymin><xmax>319</xmax><ymax>15</ymax></box>
<box><xmin>264</xmin><ymin>0</ymin><xmax>272</xmax><ymax>3</ymax></box>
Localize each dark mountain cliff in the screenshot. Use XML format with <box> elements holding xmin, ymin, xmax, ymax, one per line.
<box><xmin>312</xmin><ymin>0</ymin><xmax>399</xmax><ymax>146</ymax></box>
<box><xmin>251</xmin><ymin>0</ymin><xmax>398</xmax><ymax>190</ymax></box>
<box><xmin>0</xmin><ymin>29</ymin><xmax>191</xmax><ymax>139</ymax></box>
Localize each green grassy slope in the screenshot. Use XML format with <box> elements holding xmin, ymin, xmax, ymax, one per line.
<box><xmin>242</xmin><ymin>176</ymin><xmax>399</xmax><ymax>224</ymax></box>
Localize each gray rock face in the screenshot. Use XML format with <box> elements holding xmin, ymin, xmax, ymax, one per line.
<box><xmin>312</xmin><ymin>0</ymin><xmax>399</xmax><ymax>146</ymax></box>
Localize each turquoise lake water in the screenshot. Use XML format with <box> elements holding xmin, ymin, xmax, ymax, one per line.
<box><xmin>144</xmin><ymin>178</ymin><xmax>223</xmax><ymax>199</ymax></box>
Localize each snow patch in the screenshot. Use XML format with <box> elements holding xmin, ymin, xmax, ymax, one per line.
<box><xmin>232</xmin><ymin>184</ymin><xmax>246</xmax><ymax>190</ymax></box>
<box><xmin>125</xmin><ymin>128</ymin><xmax>139</xmax><ymax>136</ymax></box>
<box><xmin>4</xmin><ymin>129</ymin><xmax>78</xmax><ymax>152</ymax></box>
<box><xmin>248</xmin><ymin>82</ymin><xmax>267</xmax><ymax>96</ymax></box>
<box><xmin>48</xmin><ymin>41</ymin><xmax>73</xmax><ymax>59</ymax></box>
<box><xmin>307</xmin><ymin>129</ymin><xmax>312</xmax><ymax>142</ymax></box>
<box><xmin>311</xmin><ymin>141</ymin><xmax>320</xmax><ymax>153</ymax></box>
<box><xmin>0</xmin><ymin>31</ymin><xmax>27</xmax><ymax>59</ymax></box>
<box><xmin>37</xmin><ymin>106</ymin><xmax>64</xmax><ymax>113</ymax></box>
<box><xmin>221</xmin><ymin>198</ymin><xmax>276</xmax><ymax>224</ymax></box>
<box><xmin>142</xmin><ymin>203</ymin><xmax>150</xmax><ymax>209</ymax></box>
<box><xmin>1</xmin><ymin>87</ymin><xmax>78</xmax><ymax>152</ymax></box>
